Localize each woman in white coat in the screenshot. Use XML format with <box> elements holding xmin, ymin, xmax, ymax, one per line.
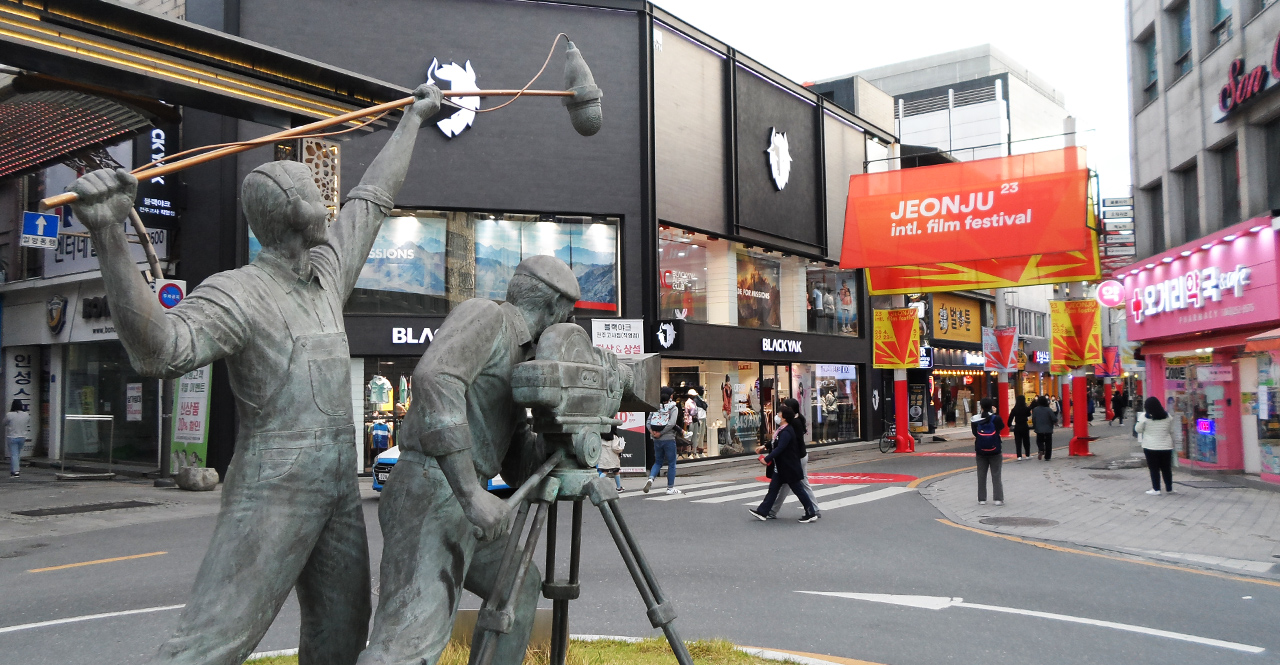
<box><xmin>596</xmin><ymin>425</ymin><xmax>627</xmax><ymax>490</ymax></box>
<box><xmin>1135</xmin><ymin>396</ymin><xmax>1176</xmax><ymax>495</ymax></box>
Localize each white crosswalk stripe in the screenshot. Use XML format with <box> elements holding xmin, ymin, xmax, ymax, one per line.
<box><xmin>619</xmin><ymin>480</ymin><xmax>729</xmax><ymax>498</ymax></box>
<box><xmin>648</xmin><ymin>482</ymin><xmax>754</xmax><ymax>501</ymax></box>
<box><xmin>693</xmin><ymin>487</ymin><xmax>770</xmax><ymax>503</ymax></box>
<box><xmin>623</xmin><ymin>479</ymin><xmax>919</xmax><ymax>513</ymax></box>
<box><xmin>817</xmin><ymin>486</ymin><xmax>915</xmax><ymax>510</ymax></box>
<box><xmin>740</xmin><ymin>484</ymin><xmax>868</xmax><ymax>505</ymax></box>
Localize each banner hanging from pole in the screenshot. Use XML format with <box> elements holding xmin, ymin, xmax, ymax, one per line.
<box><xmin>873</xmin><ymin>308</ymin><xmax>921</xmax><ymax>369</ymax></box>
<box><xmin>983</xmin><ymin>326</ymin><xmax>1019</xmax><ymax>371</ymax></box>
<box><xmin>1094</xmin><ymin>346</ymin><xmax>1121</xmax><ymax>377</ymax></box>
<box><xmin>840</xmin><ymin>147</ymin><xmax>1090</xmax><ymax>269</ymax></box>
<box><xmin>1050</xmin><ymin>300</ymin><xmax>1102</xmax><ymax>367</ymax></box>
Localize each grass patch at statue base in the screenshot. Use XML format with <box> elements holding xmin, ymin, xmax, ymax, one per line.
<box><xmin>246</xmin><ymin>637</ymin><xmax>789</xmax><ymax>664</ymax></box>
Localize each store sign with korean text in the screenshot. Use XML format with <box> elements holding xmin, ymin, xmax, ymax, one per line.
<box><xmin>1212</xmin><ymin>30</ymin><xmax>1280</xmax><ymax>122</ymax></box>
<box><xmin>1121</xmin><ymin>223</ymin><xmax>1279</xmax><ymax>342</ymax></box>
<box><xmin>592</xmin><ymin>319</ymin><xmax>644</xmax><ymax>356</ymax></box>
<box><xmin>932</xmin><ymin>292</ymin><xmax>981</xmax><ymax>343</ymax></box>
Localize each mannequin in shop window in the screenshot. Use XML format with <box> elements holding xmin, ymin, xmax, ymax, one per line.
<box><xmin>820</xmin><ymin>386</ymin><xmax>838</xmax><ymax>442</ymax></box>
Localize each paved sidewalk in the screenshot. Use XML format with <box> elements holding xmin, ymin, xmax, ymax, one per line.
<box><xmin>921</xmin><ymin>427</ymin><xmax>1280</xmax><ymax>578</ymax></box>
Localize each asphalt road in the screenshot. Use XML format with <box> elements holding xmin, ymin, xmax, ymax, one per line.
<box><xmin>1</xmin><ymin>443</ymin><xmax>1277</xmax><ymax>665</ymax></box>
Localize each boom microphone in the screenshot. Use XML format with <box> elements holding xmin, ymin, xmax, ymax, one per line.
<box><xmin>563</xmin><ymin>41</ymin><xmax>603</xmax><ymax>136</ymax></box>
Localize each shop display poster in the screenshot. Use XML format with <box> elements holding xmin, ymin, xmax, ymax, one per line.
<box><xmin>982</xmin><ymin>326</ymin><xmax>1019</xmax><ymax>371</ymax></box>
<box><xmin>172</xmin><ymin>366</ymin><xmax>211</xmax><ymax>468</ymax></box>
<box><xmin>908</xmin><ymin>383</ymin><xmax>928</xmax><ymax>432</ymax></box>
<box><xmin>126</xmin><ymin>383</ymin><xmax>143</xmax><ymax>421</ymax></box>
<box><xmin>1050</xmin><ymin>299</ymin><xmax>1102</xmax><ymax>367</ymax></box>
<box><xmin>873</xmin><ymin>308</ymin><xmax>921</xmax><ymax>369</ymax></box>
<box><xmin>615</xmin><ymin>411</ymin><xmax>648</xmax><ymax>474</ymax></box>
<box><xmin>736</xmin><ymin>253</ymin><xmax>781</xmax><ymax>329</ymax></box>
<box><xmin>841</xmin><ymin>147</ymin><xmax>1090</xmax><ymax>268</ymax></box>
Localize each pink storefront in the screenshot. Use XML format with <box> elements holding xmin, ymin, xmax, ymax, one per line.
<box><xmin>1117</xmin><ymin>215</ymin><xmax>1280</xmax><ymax>484</ymax></box>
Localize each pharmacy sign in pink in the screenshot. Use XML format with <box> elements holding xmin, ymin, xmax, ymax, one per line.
<box><xmin>1117</xmin><ymin>217</ymin><xmax>1280</xmax><ymax>342</ymax></box>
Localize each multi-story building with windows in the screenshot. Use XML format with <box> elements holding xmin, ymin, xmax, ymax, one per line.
<box><xmin>1123</xmin><ymin>0</ymin><xmax>1280</xmax><ymax>485</ymax></box>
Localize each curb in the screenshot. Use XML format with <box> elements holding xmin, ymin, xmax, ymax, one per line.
<box><xmin>246</xmin><ymin>636</ymin><xmax>865</xmax><ymax>665</ymax></box>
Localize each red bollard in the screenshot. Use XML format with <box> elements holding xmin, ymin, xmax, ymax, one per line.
<box><xmin>1069</xmin><ymin>371</ymin><xmax>1094</xmax><ymax>456</ymax></box>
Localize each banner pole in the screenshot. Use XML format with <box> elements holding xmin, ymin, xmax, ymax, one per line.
<box><xmin>894</xmin><ymin>369</ymin><xmax>915</xmax><ymax>453</ymax></box>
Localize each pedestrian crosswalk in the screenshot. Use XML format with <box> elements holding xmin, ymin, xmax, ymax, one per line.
<box><xmin>623</xmin><ymin>479</ymin><xmax>916</xmax><ymax>513</ymax></box>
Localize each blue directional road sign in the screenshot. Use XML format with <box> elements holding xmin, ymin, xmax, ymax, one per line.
<box><xmin>21</xmin><ymin>211</ymin><xmax>59</xmax><ymax>249</ymax></box>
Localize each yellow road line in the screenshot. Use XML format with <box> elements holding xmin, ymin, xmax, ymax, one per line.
<box><xmin>740</xmin><ymin>645</ymin><xmax>888</xmax><ymax>665</ymax></box>
<box><xmin>28</xmin><ymin>551</ymin><xmax>166</xmax><ymax>573</ymax></box>
<box><xmin>936</xmin><ymin>519</ymin><xmax>1280</xmax><ymax>588</ymax></box>
<box><xmin>907</xmin><ymin>467</ymin><xmax>972</xmax><ymax>488</ymax></box>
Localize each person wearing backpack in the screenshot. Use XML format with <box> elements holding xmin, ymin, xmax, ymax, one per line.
<box><xmin>971</xmin><ymin>397</ymin><xmax>1005</xmax><ymax>506</ymax></box>
<box><xmin>644</xmin><ymin>387</ymin><xmax>684</xmax><ymax>495</ymax></box>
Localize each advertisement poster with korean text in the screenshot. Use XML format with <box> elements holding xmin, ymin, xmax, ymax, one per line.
<box><xmin>590</xmin><ymin>331</ymin><xmax>646</xmax><ymax>473</ymax></box>
<box><xmin>172</xmin><ymin>366</ymin><xmax>211</xmax><ymax>468</ymax></box>
<box><xmin>591</xmin><ymin>319</ymin><xmax>644</xmax><ymax>356</ymax></box>
<box><xmin>737</xmin><ymin>253</ymin><xmax>781</xmax><ymax>329</ymax></box>
<box><xmin>1050</xmin><ymin>300</ymin><xmax>1102</xmax><ymax>367</ymax></box>
<box><xmin>908</xmin><ymin>383</ymin><xmax>928</xmax><ymax>433</ymax></box>
<box><xmin>873</xmin><ymin>308</ymin><xmax>921</xmax><ymax>369</ymax></box>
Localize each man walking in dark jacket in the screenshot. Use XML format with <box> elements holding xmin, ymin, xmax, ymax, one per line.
<box><xmin>1031</xmin><ymin>395</ymin><xmax>1056</xmax><ymax>460</ymax></box>
<box><xmin>1110</xmin><ymin>389</ymin><xmax>1128</xmax><ymax>426</ymax></box>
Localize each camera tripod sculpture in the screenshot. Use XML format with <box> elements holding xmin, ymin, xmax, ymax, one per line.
<box><xmin>469</xmin><ymin>323</ymin><xmax>693</xmax><ymax>665</ymax></box>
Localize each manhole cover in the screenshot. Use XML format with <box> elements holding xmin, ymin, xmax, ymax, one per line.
<box><xmin>13</xmin><ymin>500</ymin><xmax>158</xmax><ymax>517</ymax></box>
<box><xmin>1089</xmin><ymin>473</ymin><xmax>1131</xmax><ymax>480</ymax></box>
<box><xmin>979</xmin><ymin>517</ymin><xmax>1059</xmax><ymax>527</ymax></box>
<box><xmin>1174</xmin><ymin>480</ymin><xmax>1239</xmax><ymax>489</ymax></box>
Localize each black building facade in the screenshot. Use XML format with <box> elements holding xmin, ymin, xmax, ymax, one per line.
<box><xmin>0</xmin><ymin>0</ymin><xmax>897</xmax><ymax>476</ymax></box>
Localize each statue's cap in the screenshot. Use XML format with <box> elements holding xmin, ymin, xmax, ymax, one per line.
<box><xmin>513</xmin><ymin>255</ymin><xmax>581</xmax><ymax>302</ymax></box>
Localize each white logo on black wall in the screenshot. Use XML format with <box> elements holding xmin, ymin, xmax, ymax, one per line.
<box><xmin>762</xmin><ymin>338</ymin><xmax>802</xmax><ymax>353</ymax></box>
<box><xmin>427</xmin><ymin>59</ymin><xmax>480</xmax><ymax>138</ymax></box>
<box><xmin>766</xmin><ymin>127</ymin><xmax>791</xmax><ymax>190</ymax></box>
<box><xmin>656</xmin><ymin>322</ymin><xmax>677</xmax><ymax>349</ymax></box>
<box><xmin>392</xmin><ymin>327</ymin><xmax>435</xmax><ymax>344</ymax></box>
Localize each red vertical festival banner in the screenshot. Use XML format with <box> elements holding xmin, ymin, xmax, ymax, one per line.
<box><xmin>1094</xmin><ymin>346</ymin><xmax>1121</xmax><ymax>377</ymax></box>
<box><xmin>873</xmin><ymin>308</ymin><xmax>921</xmax><ymax>369</ymax></box>
<box><xmin>1050</xmin><ymin>300</ymin><xmax>1103</xmax><ymax>367</ymax></box>
<box><xmin>983</xmin><ymin>326</ymin><xmax>1019</xmax><ymax>372</ymax></box>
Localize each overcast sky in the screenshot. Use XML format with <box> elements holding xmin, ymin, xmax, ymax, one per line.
<box><xmin>652</xmin><ymin>0</ymin><xmax>1132</xmax><ymax>200</ymax></box>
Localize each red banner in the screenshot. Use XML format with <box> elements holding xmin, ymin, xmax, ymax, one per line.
<box><xmin>841</xmin><ymin>147</ymin><xmax>1090</xmax><ymax>269</ymax></box>
<box><xmin>873</xmin><ymin>308</ymin><xmax>920</xmax><ymax>369</ymax></box>
<box><xmin>983</xmin><ymin>326</ymin><xmax>1019</xmax><ymax>372</ymax></box>
<box><xmin>865</xmin><ymin>233</ymin><xmax>1100</xmax><ymax>294</ymax></box>
<box><xmin>1094</xmin><ymin>346</ymin><xmax>1121</xmax><ymax>377</ymax></box>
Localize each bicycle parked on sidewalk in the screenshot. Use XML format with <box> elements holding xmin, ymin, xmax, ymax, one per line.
<box><xmin>879</xmin><ymin>418</ymin><xmax>920</xmax><ymax>453</ymax></box>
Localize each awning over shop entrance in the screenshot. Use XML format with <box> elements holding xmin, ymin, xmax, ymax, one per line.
<box><xmin>0</xmin><ymin>90</ymin><xmax>150</xmax><ymax>179</ymax></box>
<box><xmin>1245</xmin><ymin>327</ymin><xmax>1280</xmax><ymax>353</ymax></box>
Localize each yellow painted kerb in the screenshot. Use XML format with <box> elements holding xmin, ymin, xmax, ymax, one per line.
<box><xmin>29</xmin><ymin>551</ymin><xmax>166</xmax><ymax>573</ymax></box>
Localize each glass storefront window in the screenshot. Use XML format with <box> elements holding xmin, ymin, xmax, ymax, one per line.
<box><xmin>806</xmin><ymin>267</ymin><xmax>860</xmax><ymax>336</ymax></box>
<box><xmin>251</xmin><ymin>211</ymin><xmax>620</xmax><ymax>316</ymax></box>
<box><xmin>794</xmin><ymin>363</ymin><xmax>860</xmax><ymax>443</ymax></box>
<box><xmin>660</xmin><ymin>359</ymin><xmax>862</xmax><ymax>459</ymax></box>
<box><xmin>1164</xmin><ymin>359</ymin><xmax>1221</xmax><ymax>462</ymax></box>
<box><xmin>1255</xmin><ymin>352</ymin><xmax>1280</xmax><ymax>475</ymax></box>
<box><xmin>361</xmin><ymin>356</ymin><xmax>418</xmax><ymax>470</ymax></box>
<box><xmin>63</xmin><ymin>342</ymin><xmax>159</xmax><ymax>465</ymax></box>
<box><xmin>658</xmin><ymin>227</ymin><xmax>709</xmax><ymax>322</ymax></box>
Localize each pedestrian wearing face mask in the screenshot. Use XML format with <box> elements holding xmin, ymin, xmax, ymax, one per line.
<box><xmin>755</xmin><ymin>398</ymin><xmax>819</xmax><ymax>519</ymax></box>
<box><xmin>749</xmin><ymin>403</ymin><xmax>820</xmax><ymax>523</ymax></box>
